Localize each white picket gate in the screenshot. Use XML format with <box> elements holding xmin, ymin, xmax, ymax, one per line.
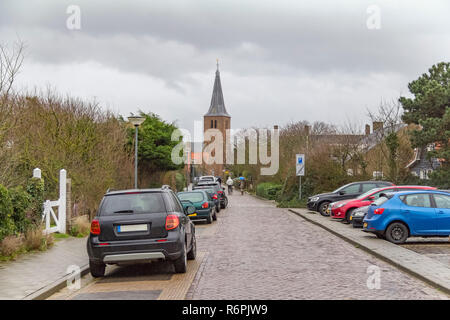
<box><xmin>35</xmin><ymin>168</ymin><xmax>67</xmax><ymax>234</ymax></box>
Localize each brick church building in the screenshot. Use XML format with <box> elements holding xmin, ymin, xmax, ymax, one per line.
<box><xmin>187</xmin><ymin>63</ymin><xmax>231</xmax><ymax>179</ymax></box>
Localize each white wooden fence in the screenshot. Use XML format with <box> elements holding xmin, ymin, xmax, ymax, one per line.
<box><xmin>34</xmin><ymin>168</ymin><xmax>67</xmax><ymax>234</ymax></box>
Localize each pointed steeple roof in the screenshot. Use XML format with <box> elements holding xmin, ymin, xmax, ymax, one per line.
<box><xmin>205</xmin><ymin>61</ymin><xmax>230</xmax><ymax>117</ymax></box>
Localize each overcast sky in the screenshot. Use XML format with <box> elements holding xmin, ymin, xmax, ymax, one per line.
<box><xmin>1</xmin><ymin>0</ymin><xmax>449</xmax><ymax>137</ymax></box>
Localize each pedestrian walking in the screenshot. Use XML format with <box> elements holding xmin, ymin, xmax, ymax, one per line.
<box><xmin>240</xmin><ymin>179</ymin><xmax>245</xmax><ymax>195</ymax></box>
<box><xmin>226</xmin><ymin>176</ymin><xmax>233</xmax><ymax>195</ymax></box>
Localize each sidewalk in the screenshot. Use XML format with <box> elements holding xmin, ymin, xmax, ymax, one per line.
<box><xmin>288</xmin><ymin>208</ymin><xmax>450</xmax><ymax>295</ymax></box>
<box><xmin>0</xmin><ymin>236</ymin><xmax>88</xmax><ymax>300</ymax></box>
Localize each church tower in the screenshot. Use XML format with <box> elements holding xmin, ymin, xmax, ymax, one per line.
<box><xmin>203</xmin><ymin>61</ymin><xmax>231</xmax><ymax>176</ymax></box>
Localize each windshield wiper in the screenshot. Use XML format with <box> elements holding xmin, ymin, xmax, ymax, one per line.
<box><xmin>113</xmin><ymin>210</ymin><xmax>134</xmax><ymax>213</ymax></box>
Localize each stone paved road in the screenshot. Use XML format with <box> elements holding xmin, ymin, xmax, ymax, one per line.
<box><xmin>186</xmin><ymin>194</ymin><xmax>448</xmax><ymax>300</ymax></box>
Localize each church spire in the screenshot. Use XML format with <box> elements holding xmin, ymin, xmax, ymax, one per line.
<box><xmin>205</xmin><ymin>61</ymin><xmax>230</xmax><ymax>117</ymax></box>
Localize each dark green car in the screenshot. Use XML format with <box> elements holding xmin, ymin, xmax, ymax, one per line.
<box><xmin>177</xmin><ymin>190</ymin><xmax>217</xmax><ymax>224</ymax></box>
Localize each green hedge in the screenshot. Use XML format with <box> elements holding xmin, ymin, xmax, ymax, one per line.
<box><xmin>9</xmin><ymin>186</ymin><xmax>32</xmax><ymax>233</ymax></box>
<box><xmin>26</xmin><ymin>178</ymin><xmax>44</xmax><ymax>225</ymax></box>
<box><xmin>256</xmin><ymin>182</ymin><xmax>283</xmax><ymax>200</ymax></box>
<box><xmin>0</xmin><ymin>180</ymin><xmax>44</xmax><ymax>241</ymax></box>
<box><xmin>0</xmin><ymin>185</ymin><xmax>15</xmax><ymax>240</ymax></box>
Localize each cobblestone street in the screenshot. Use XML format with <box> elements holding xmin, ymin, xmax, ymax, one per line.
<box><xmin>187</xmin><ymin>194</ymin><xmax>448</xmax><ymax>300</ymax></box>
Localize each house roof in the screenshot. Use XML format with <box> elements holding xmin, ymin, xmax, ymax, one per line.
<box><xmin>204</xmin><ymin>64</ymin><xmax>230</xmax><ymax>117</ymax></box>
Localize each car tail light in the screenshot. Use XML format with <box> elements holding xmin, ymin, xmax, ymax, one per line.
<box><xmin>218</xmin><ymin>190</ymin><xmax>223</xmax><ymax>194</ymax></box>
<box><xmin>90</xmin><ymin>219</ymin><xmax>101</xmax><ymax>235</ymax></box>
<box><xmin>165</xmin><ymin>214</ymin><xmax>179</xmax><ymax>230</ymax></box>
<box><xmin>212</xmin><ymin>194</ymin><xmax>218</xmax><ymax>200</ymax></box>
<box><xmin>202</xmin><ymin>202</ymin><xmax>209</xmax><ymax>209</ymax></box>
<box><xmin>374</xmin><ymin>208</ymin><xmax>385</xmax><ymax>215</ymax></box>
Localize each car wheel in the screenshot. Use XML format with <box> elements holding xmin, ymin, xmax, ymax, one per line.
<box><xmin>187</xmin><ymin>235</ymin><xmax>196</xmax><ymax>260</ymax></box>
<box><xmin>212</xmin><ymin>208</ymin><xmax>217</xmax><ymax>221</ymax></box>
<box><xmin>173</xmin><ymin>243</ymin><xmax>187</xmax><ymax>273</ymax></box>
<box><xmin>216</xmin><ymin>205</ymin><xmax>221</xmax><ymax>213</ymax></box>
<box><xmin>89</xmin><ymin>260</ymin><xmax>106</xmax><ymax>278</ymax></box>
<box><xmin>206</xmin><ymin>210</ymin><xmax>213</xmax><ymax>224</ymax></box>
<box><xmin>318</xmin><ymin>201</ymin><xmax>331</xmax><ymax>216</ymax></box>
<box><xmin>222</xmin><ymin>198</ymin><xmax>228</xmax><ymax>209</ymax></box>
<box><xmin>385</xmin><ymin>222</ymin><xmax>408</xmax><ymax>244</ymax></box>
<box><xmin>345</xmin><ymin>208</ymin><xmax>354</xmax><ymax>224</ymax></box>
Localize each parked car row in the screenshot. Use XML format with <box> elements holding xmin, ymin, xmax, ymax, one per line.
<box><xmin>307</xmin><ymin>182</ymin><xmax>450</xmax><ymax>244</ymax></box>
<box><xmin>86</xmin><ymin>177</ymin><xmax>227</xmax><ymax>278</ymax></box>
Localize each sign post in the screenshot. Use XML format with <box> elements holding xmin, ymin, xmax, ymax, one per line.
<box><xmin>296</xmin><ymin>154</ymin><xmax>305</xmax><ymax>200</ymax></box>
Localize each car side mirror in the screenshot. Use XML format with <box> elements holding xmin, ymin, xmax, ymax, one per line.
<box><xmin>185</xmin><ymin>206</ymin><xmax>196</xmax><ymax>215</ymax></box>
<box><xmin>222</xmin><ymin>187</ymin><xmax>225</xmax><ymax>191</ymax></box>
<box><xmin>338</xmin><ymin>190</ymin><xmax>346</xmax><ymax>195</ymax></box>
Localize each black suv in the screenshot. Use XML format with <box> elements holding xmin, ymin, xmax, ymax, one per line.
<box><xmin>307</xmin><ymin>181</ymin><xmax>394</xmax><ymax>216</ymax></box>
<box><xmin>87</xmin><ymin>188</ymin><xmax>197</xmax><ymax>277</ymax></box>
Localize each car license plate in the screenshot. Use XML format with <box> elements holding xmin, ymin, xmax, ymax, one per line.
<box><xmin>117</xmin><ymin>224</ymin><xmax>148</xmax><ymax>232</ymax></box>
<box><xmin>188</xmin><ymin>213</ymin><xmax>197</xmax><ymax>217</ymax></box>
<box><xmin>363</xmin><ymin>223</ymin><xmax>368</xmax><ymax>228</ymax></box>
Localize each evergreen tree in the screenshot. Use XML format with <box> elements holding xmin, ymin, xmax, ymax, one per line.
<box><xmin>400</xmin><ymin>62</ymin><xmax>450</xmax><ymax>187</ymax></box>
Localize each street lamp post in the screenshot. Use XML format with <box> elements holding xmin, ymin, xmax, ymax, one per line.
<box><xmin>128</xmin><ymin>116</ymin><xmax>145</xmax><ymax>189</ymax></box>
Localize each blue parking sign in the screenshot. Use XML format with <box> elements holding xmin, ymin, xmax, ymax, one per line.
<box><xmin>296</xmin><ymin>154</ymin><xmax>305</xmax><ymax>176</ymax></box>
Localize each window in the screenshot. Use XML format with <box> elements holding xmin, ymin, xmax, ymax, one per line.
<box><xmin>361</xmin><ymin>183</ymin><xmax>378</xmax><ymax>193</ymax></box>
<box><xmin>170</xmin><ymin>192</ymin><xmax>183</xmax><ymax>212</ymax></box>
<box><xmin>372</xmin><ymin>196</ymin><xmax>389</xmax><ymax>206</ymax></box>
<box><xmin>403</xmin><ymin>194</ymin><xmax>432</xmax><ymax>208</ymax></box>
<box><xmin>214</xmin><ymin>120</ymin><xmax>217</xmax><ymax>128</ymax></box>
<box><xmin>342</xmin><ymin>183</ymin><xmax>361</xmax><ymax>194</ymax></box>
<box><xmin>177</xmin><ymin>192</ymin><xmax>205</xmax><ymax>203</ymax></box>
<box><xmin>100</xmin><ymin>193</ymin><xmax>166</xmax><ymax>216</ymax></box>
<box><xmin>433</xmin><ymin>194</ymin><xmax>450</xmax><ymax>209</ymax></box>
<box><xmin>211</xmin><ymin>120</ymin><xmax>213</xmax><ymax>128</ymax></box>
<box><xmin>371</xmin><ymin>188</ymin><xmax>395</xmax><ymax>199</ymax></box>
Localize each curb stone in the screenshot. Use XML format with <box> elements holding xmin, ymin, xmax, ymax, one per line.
<box><xmin>23</xmin><ymin>264</ymin><xmax>90</xmax><ymax>300</ymax></box>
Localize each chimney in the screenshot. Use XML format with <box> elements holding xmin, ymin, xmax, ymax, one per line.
<box><xmin>305</xmin><ymin>125</ymin><xmax>311</xmax><ymax>136</ymax></box>
<box><xmin>373</xmin><ymin>121</ymin><xmax>383</xmax><ymax>132</ymax></box>
<box><xmin>365</xmin><ymin>124</ymin><xmax>371</xmax><ymax>135</ymax></box>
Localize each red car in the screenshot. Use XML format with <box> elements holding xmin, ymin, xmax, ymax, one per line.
<box><xmin>330</xmin><ymin>185</ymin><xmax>437</xmax><ymax>223</ymax></box>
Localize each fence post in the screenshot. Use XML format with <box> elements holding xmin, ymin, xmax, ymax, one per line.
<box><xmin>44</xmin><ymin>200</ymin><xmax>51</xmax><ymax>232</ymax></box>
<box><xmin>33</xmin><ymin>168</ymin><xmax>41</xmax><ymax>179</ymax></box>
<box><xmin>59</xmin><ymin>169</ymin><xmax>67</xmax><ymax>234</ymax></box>
<box><xmin>66</xmin><ymin>178</ymin><xmax>72</xmax><ymax>233</ymax></box>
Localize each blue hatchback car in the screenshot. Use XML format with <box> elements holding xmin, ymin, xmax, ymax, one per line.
<box><xmin>363</xmin><ymin>190</ymin><xmax>450</xmax><ymax>244</ymax></box>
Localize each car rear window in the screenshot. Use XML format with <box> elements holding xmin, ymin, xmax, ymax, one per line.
<box><xmin>99</xmin><ymin>193</ymin><xmax>166</xmax><ymax>216</ymax></box>
<box><xmin>178</xmin><ymin>192</ymin><xmax>204</xmax><ymax>203</ymax></box>
<box><xmin>372</xmin><ymin>196</ymin><xmax>389</xmax><ymax>206</ymax></box>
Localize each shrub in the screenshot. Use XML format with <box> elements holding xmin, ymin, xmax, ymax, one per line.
<box><xmin>256</xmin><ymin>182</ymin><xmax>283</xmax><ymax>200</ymax></box>
<box><xmin>0</xmin><ymin>184</ymin><xmax>15</xmax><ymax>240</ymax></box>
<box><xmin>9</xmin><ymin>186</ymin><xmax>32</xmax><ymax>233</ymax></box>
<box><xmin>69</xmin><ymin>215</ymin><xmax>90</xmax><ymax>237</ymax></box>
<box><xmin>24</xmin><ymin>227</ymin><xmax>48</xmax><ymax>251</ymax></box>
<box><xmin>26</xmin><ymin>178</ymin><xmax>45</xmax><ymax>225</ymax></box>
<box><xmin>0</xmin><ymin>235</ymin><xmax>24</xmax><ymax>257</ymax></box>
<box><xmin>175</xmin><ymin>172</ymin><xmax>186</xmax><ymax>191</ymax></box>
